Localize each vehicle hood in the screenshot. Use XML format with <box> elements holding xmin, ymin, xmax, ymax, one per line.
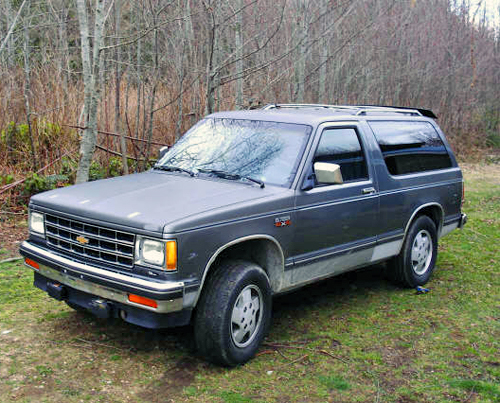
<box><xmin>30</xmin><ymin>171</ymin><xmax>290</xmax><ymax>234</ymax></box>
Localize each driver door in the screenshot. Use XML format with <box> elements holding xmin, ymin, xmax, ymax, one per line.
<box><xmin>291</xmin><ymin>123</ymin><xmax>379</xmax><ymax>284</ymax></box>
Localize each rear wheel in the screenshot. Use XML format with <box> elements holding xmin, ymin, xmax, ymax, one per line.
<box><xmin>389</xmin><ymin>215</ymin><xmax>438</xmax><ymax>287</ymax></box>
<box><xmin>194</xmin><ymin>260</ymin><xmax>272</xmax><ymax>366</ymax></box>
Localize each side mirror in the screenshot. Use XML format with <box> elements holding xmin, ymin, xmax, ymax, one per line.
<box><xmin>314</xmin><ymin>162</ymin><xmax>343</xmax><ymax>185</ymax></box>
<box><xmin>158</xmin><ymin>145</ymin><xmax>170</xmax><ymax>161</ymax></box>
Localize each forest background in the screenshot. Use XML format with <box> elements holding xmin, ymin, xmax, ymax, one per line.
<box><xmin>0</xmin><ymin>0</ymin><xmax>499</xmax><ymax>207</ymax></box>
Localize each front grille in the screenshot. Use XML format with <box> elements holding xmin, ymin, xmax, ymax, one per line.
<box><xmin>45</xmin><ymin>214</ymin><xmax>135</xmax><ymax>268</ymax></box>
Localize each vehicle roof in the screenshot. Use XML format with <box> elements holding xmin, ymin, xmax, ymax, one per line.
<box><xmin>207</xmin><ymin>109</ymin><xmax>356</xmax><ymax>127</ymax></box>
<box><xmin>207</xmin><ymin>105</ymin><xmax>436</xmax><ymax>128</ymax></box>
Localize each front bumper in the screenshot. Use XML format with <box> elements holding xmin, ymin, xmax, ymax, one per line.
<box><xmin>20</xmin><ymin>241</ymin><xmax>191</xmax><ymax>327</ymax></box>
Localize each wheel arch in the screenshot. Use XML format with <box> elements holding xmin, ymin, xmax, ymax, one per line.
<box><xmin>194</xmin><ymin>235</ymin><xmax>285</xmax><ymax>306</ymax></box>
<box><xmin>401</xmin><ymin>202</ymin><xmax>443</xmax><ymax>251</ymax></box>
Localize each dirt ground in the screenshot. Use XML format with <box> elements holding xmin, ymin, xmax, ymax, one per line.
<box><xmin>0</xmin><ymin>216</ymin><xmax>27</xmax><ymax>260</ymax></box>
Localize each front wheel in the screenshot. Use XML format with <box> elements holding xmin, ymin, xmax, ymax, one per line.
<box><xmin>388</xmin><ymin>215</ymin><xmax>438</xmax><ymax>287</ymax></box>
<box><xmin>194</xmin><ymin>260</ymin><xmax>272</xmax><ymax>366</ymax></box>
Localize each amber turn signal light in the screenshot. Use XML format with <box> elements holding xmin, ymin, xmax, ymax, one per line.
<box><xmin>128</xmin><ymin>293</ymin><xmax>158</xmax><ymax>309</ymax></box>
<box><xmin>25</xmin><ymin>258</ymin><xmax>40</xmax><ymax>270</ymax></box>
<box><xmin>166</xmin><ymin>240</ymin><xmax>177</xmax><ymax>271</ymax></box>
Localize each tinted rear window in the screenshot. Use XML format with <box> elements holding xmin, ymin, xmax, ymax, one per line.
<box><xmin>369</xmin><ymin>121</ymin><xmax>452</xmax><ymax>175</ymax></box>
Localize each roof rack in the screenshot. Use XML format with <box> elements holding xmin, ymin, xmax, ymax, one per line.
<box><xmin>261</xmin><ymin>103</ymin><xmax>437</xmax><ymax>119</ymax></box>
<box><xmin>355</xmin><ymin>107</ymin><xmax>422</xmax><ymax>117</ymax></box>
<box><xmin>262</xmin><ymin>103</ymin><xmax>348</xmax><ymax>110</ymax></box>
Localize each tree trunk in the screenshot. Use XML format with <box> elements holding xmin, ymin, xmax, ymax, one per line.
<box><xmin>204</xmin><ymin>3</ymin><xmax>216</xmax><ymax>115</ymax></box>
<box><xmin>0</xmin><ymin>0</ymin><xmax>28</xmax><ymax>57</ymax></box>
<box><xmin>318</xmin><ymin>1</ymin><xmax>330</xmax><ymax>103</ymax></box>
<box><xmin>75</xmin><ymin>0</ymin><xmax>107</xmax><ymax>184</ymax></box>
<box><xmin>114</xmin><ymin>0</ymin><xmax>129</xmax><ymax>174</ymax></box>
<box><xmin>22</xmin><ymin>0</ymin><xmax>38</xmax><ymax>171</ymax></box>
<box><xmin>235</xmin><ymin>0</ymin><xmax>244</xmax><ymax>109</ymax></box>
<box><xmin>294</xmin><ymin>0</ymin><xmax>309</xmax><ymax>103</ymax></box>
<box><xmin>142</xmin><ymin>19</ymin><xmax>159</xmax><ymax>170</ymax></box>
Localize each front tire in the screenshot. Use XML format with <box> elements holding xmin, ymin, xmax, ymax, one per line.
<box><xmin>194</xmin><ymin>260</ymin><xmax>272</xmax><ymax>366</ymax></box>
<box><xmin>389</xmin><ymin>215</ymin><xmax>438</xmax><ymax>287</ymax></box>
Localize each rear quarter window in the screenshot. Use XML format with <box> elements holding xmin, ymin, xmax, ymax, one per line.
<box><xmin>369</xmin><ymin>121</ymin><xmax>452</xmax><ymax>175</ymax></box>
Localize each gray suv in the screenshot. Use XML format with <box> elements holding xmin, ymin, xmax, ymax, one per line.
<box><xmin>20</xmin><ymin>104</ymin><xmax>467</xmax><ymax>365</ymax></box>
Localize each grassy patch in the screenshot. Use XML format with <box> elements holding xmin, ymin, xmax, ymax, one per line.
<box><xmin>0</xmin><ymin>163</ymin><xmax>498</xmax><ymax>402</ymax></box>
<box><xmin>318</xmin><ymin>375</ymin><xmax>351</xmax><ymax>391</ymax></box>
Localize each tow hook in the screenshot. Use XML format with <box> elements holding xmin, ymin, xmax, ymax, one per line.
<box><xmin>88</xmin><ymin>299</ymin><xmax>113</xmax><ymax>319</ymax></box>
<box><xmin>47</xmin><ymin>282</ymin><xmax>67</xmax><ymax>301</ymax></box>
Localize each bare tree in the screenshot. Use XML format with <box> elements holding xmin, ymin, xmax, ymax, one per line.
<box><xmin>22</xmin><ymin>0</ymin><xmax>38</xmax><ymax>171</ymax></box>
<box><xmin>113</xmin><ymin>0</ymin><xmax>129</xmax><ymax>174</ymax></box>
<box><xmin>75</xmin><ymin>0</ymin><xmax>108</xmax><ymax>183</ymax></box>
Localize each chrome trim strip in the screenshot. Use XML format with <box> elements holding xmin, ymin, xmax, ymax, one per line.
<box><xmin>377</xmin><ymin>231</ymin><xmax>404</xmax><ymax>242</ymax></box>
<box><xmin>440</xmin><ymin>222</ymin><xmax>459</xmax><ymax>238</ymax></box>
<box><xmin>46</xmin><ymin>232</ymin><xmax>133</xmax><ymax>258</ymax></box>
<box><xmin>399</xmin><ymin>202</ymin><xmax>444</xmax><ymax>253</ymax></box>
<box><xmin>45</xmin><ymin>239</ymin><xmax>133</xmax><ymax>270</ymax></box>
<box><xmin>378</xmin><ymin>176</ymin><xmax>462</xmax><ymax>196</ymax></box>
<box><xmin>21</xmin><ymin>241</ymin><xmax>184</xmax><ymax>294</ymax></box>
<box><xmin>195</xmin><ymin>234</ymin><xmax>284</xmax><ymax>305</ymax></box>
<box><xmin>46</xmin><ymin>221</ymin><xmax>134</xmax><ymax>246</ymax></box>
<box><xmin>45</xmin><ymin>213</ymin><xmax>136</xmax><ymax>268</ymax></box>
<box><xmin>294</xmin><ymin>240</ymin><xmax>376</xmax><ymax>266</ymax></box>
<box><xmin>31</xmin><ymin>263</ymin><xmax>182</xmax><ymax>313</ymax></box>
<box><xmin>370</xmin><ymin>240</ymin><xmax>402</xmax><ymax>262</ymax></box>
<box><xmin>297</xmin><ymin>193</ymin><xmax>378</xmax><ymax>212</ymax></box>
<box><xmin>279</xmin><ymin>246</ymin><xmax>375</xmax><ymax>294</ymax></box>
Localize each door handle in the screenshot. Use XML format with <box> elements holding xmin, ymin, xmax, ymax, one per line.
<box><xmin>362</xmin><ymin>187</ymin><xmax>376</xmax><ymax>195</ymax></box>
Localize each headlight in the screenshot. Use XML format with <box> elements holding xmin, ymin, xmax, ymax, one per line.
<box><xmin>135</xmin><ymin>237</ymin><xmax>177</xmax><ymax>271</ymax></box>
<box><xmin>29</xmin><ymin>211</ymin><xmax>45</xmax><ymax>236</ymax></box>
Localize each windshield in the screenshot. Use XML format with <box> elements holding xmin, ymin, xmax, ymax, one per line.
<box><xmin>157</xmin><ymin>118</ymin><xmax>312</xmax><ymax>187</ymax></box>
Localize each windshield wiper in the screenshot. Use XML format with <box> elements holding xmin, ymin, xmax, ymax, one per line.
<box><xmin>153</xmin><ymin>165</ymin><xmax>195</xmax><ymax>177</ymax></box>
<box><xmin>197</xmin><ymin>168</ymin><xmax>265</xmax><ymax>188</ymax></box>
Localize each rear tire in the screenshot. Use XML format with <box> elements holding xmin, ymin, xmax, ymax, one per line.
<box><xmin>388</xmin><ymin>215</ymin><xmax>438</xmax><ymax>287</ymax></box>
<box><xmin>194</xmin><ymin>260</ymin><xmax>272</xmax><ymax>366</ymax></box>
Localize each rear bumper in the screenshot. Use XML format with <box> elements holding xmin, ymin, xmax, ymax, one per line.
<box><xmin>459</xmin><ymin>213</ymin><xmax>468</xmax><ymax>229</ymax></box>
<box><xmin>20</xmin><ymin>241</ymin><xmax>191</xmax><ymax>328</ymax></box>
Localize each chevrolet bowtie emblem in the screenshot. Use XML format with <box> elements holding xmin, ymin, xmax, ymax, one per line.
<box><xmin>76</xmin><ymin>235</ymin><xmax>89</xmax><ymax>245</ymax></box>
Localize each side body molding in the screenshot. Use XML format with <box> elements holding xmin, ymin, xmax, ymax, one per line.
<box><xmin>399</xmin><ymin>202</ymin><xmax>444</xmax><ymax>253</ymax></box>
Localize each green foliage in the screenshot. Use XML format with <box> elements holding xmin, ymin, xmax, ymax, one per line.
<box><xmin>88</xmin><ymin>157</ymin><xmax>127</xmax><ymax>180</ymax></box>
<box><xmin>88</xmin><ymin>160</ymin><xmax>106</xmax><ymax>181</ymax></box>
<box><xmin>473</xmin><ymin>108</ymin><xmax>500</xmax><ymax>149</ymax></box>
<box><xmin>35</xmin><ymin>365</ymin><xmax>53</xmax><ymax>377</ymax></box>
<box><xmin>319</xmin><ymin>375</ymin><xmax>351</xmax><ymax>391</ymax></box>
<box><xmin>0</xmin><ymin>173</ymin><xmax>14</xmax><ymax>186</ymax></box>
<box><xmin>1</xmin><ymin>122</ymin><xmax>29</xmax><ymax>152</ymax></box>
<box><xmin>127</xmin><ymin>158</ymin><xmax>140</xmax><ymax>173</ymax></box>
<box><xmin>449</xmin><ymin>379</ymin><xmax>500</xmax><ymax>400</ymax></box>
<box><xmin>60</xmin><ymin>157</ymin><xmax>78</xmax><ymax>183</ymax></box>
<box><xmin>37</xmin><ymin>120</ymin><xmax>64</xmax><ymax>149</ymax></box>
<box><xmin>108</xmin><ymin>157</ymin><xmax>123</xmax><ymax>177</ymax></box>
<box><xmin>21</xmin><ymin>172</ymin><xmax>69</xmax><ymax>199</ymax></box>
<box><xmin>22</xmin><ymin>173</ymin><xmax>50</xmax><ymax>196</ymax></box>
<box><xmin>218</xmin><ymin>391</ymin><xmax>253</xmax><ymax>403</ymax></box>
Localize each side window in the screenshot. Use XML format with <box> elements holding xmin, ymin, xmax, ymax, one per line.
<box><xmin>313</xmin><ymin>128</ymin><xmax>368</xmax><ymax>184</ymax></box>
<box><xmin>369</xmin><ymin>121</ymin><xmax>452</xmax><ymax>176</ymax></box>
